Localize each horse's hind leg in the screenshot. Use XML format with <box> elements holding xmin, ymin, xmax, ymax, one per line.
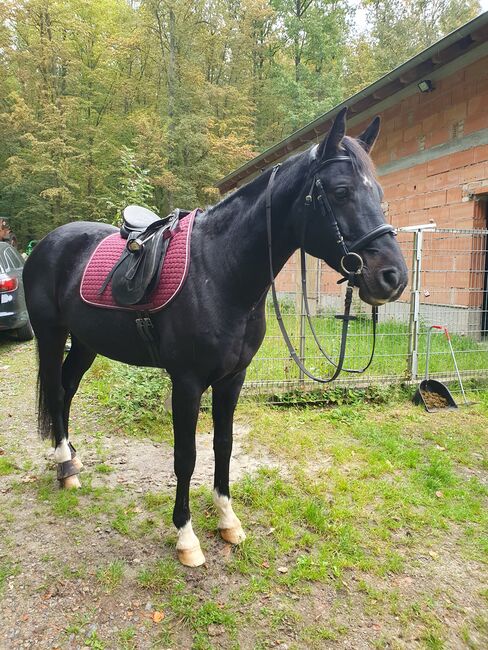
<box><xmin>60</xmin><ymin>335</ymin><xmax>97</xmax><ymax>486</ymax></box>
<box><xmin>171</xmin><ymin>375</ymin><xmax>206</xmax><ymax>567</ymax></box>
<box><xmin>35</xmin><ymin>326</ymin><xmax>76</xmax><ymax>484</ymax></box>
<box><xmin>212</xmin><ymin>371</ymin><xmax>246</xmax><ymax>545</ymax></box>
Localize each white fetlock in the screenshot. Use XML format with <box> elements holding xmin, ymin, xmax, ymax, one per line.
<box><xmin>213</xmin><ymin>490</ymin><xmax>246</xmax><ymax>545</ymax></box>
<box><xmin>54</xmin><ymin>439</ymin><xmax>71</xmax><ymax>463</ymax></box>
<box><xmin>176</xmin><ymin>521</ymin><xmax>206</xmax><ymax>567</ymax></box>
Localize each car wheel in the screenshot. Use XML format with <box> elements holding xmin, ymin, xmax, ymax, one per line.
<box><xmin>16</xmin><ymin>321</ymin><xmax>34</xmax><ymax>341</ymax></box>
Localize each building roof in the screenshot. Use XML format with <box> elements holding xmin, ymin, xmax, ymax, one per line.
<box><xmin>216</xmin><ymin>11</ymin><xmax>488</xmax><ymax>194</ymax></box>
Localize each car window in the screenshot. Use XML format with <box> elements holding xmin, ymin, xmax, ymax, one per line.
<box><xmin>3</xmin><ymin>247</ymin><xmax>23</xmax><ymax>270</ymax></box>
<box><xmin>0</xmin><ymin>247</ymin><xmax>7</xmax><ymax>273</ymax></box>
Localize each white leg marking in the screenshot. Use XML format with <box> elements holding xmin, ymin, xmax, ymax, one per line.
<box><xmin>176</xmin><ymin>520</ymin><xmax>200</xmax><ymax>550</ymax></box>
<box><xmin>54</xmin><ymin>439</ymin><xmax>71</xmax><ymax>463</ymax></box>
<box><xmin>176</xmin><ymin>520</ymin><xmax>205</xmax><ymax>567</ymax></box>
<box><xmin>213</xmin><ymin>489</ymin><xmax>246</xmax><ymax>544</ymax></box>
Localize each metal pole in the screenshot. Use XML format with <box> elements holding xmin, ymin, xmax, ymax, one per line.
<box><xmin>299</xmin><ymin>291</ymin><xmax>306</xmax><ymax>383</ymax></box>
<box><xmin>407</xmin><ymin>230</ymin><xmax>425</xmax><ymax>380</ymax></box>
<box><xmin>402</xmin><ymin>223</ymin><xmax>436</xmax><ymax>381</ymax></box>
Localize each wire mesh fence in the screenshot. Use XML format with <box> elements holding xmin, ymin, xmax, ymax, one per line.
<box><xmin>243</xmin><ymin>226</ymin><xmax>488</xmax><ymax>398</ymax></box>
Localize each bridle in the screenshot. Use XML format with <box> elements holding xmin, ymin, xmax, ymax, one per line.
<box><xmin>265</xmin><ymin>154</ymin><xmax>395</xmax><ymax>384</ymax></box>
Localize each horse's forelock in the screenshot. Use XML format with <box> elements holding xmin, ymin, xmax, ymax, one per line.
<box><xmin>340</xmin><ymin>136</ymin><xmax>377</xmax><ymax>181</ymax></box>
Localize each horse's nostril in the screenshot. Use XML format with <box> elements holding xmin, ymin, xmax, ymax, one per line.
<box><xmin>380</xmin><ymin>267</ymin><xmax>400</xmax><ymax>292</ymax></box>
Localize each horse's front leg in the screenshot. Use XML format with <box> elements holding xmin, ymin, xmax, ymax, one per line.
<box><xmin>171</xmin><ymin>375</ymin><xmax>206</xmax><ymax>567</ymax></box>
<box><xmin>212</xmin><ymin>371</ymin><xmax>246</xmax><ymax>545</ymax></box>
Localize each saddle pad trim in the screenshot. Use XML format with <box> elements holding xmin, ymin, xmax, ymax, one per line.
<box><xmin>80</xmin><ymin>209</ymin><xmax>198</xmax><ymax>313</ymax></box>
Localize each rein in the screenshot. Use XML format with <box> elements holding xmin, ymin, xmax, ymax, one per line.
<box><xmin>266</xmin><ymin>158</ymin><xmax>394</xmax><ymax>383</ymax></box>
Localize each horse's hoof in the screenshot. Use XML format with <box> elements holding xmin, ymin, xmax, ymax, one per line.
<box><xmin>219</xmin><ymin>526</ymin><xmax>246</xmax><ymax>545</ymax></box>
<box><xmin>177</xmin><ymin>545</ymin><xmax>206</xmax><ymax>567</ymax></box>
<box><xmin>62</xmin><ymin>475</ymin><xmax>81</xmax><ymax>489</ymax></box>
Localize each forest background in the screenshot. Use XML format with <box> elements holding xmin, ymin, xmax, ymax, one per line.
<box><xmin>0</xmin><ymin>0</ymin><xmax>483</xmax><ymax>244</ymax></box>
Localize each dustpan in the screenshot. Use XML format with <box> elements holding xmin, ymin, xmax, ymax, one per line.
<box><xmin>413</xmin><ymin>326</ymin><xmax>458</xmax><ymax>412</ymax></box>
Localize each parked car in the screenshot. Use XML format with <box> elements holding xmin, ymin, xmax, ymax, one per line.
<box><xmin>0</xmin><ymin>241</ymin><xmax>34</xmax><ymax>340</ymax></box>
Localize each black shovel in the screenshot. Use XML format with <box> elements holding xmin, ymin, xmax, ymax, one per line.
<box><xmin>413</xmin><ymin>325</ymin><xmax>458</xmax><ymax>412</ymax></box>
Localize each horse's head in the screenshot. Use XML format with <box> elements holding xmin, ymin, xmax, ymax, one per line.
<box><xmin>298</xmin><ymin>108</ymin><xmax>408</xmax><ymax>305</ymax></box>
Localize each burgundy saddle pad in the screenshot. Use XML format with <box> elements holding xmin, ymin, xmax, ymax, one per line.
<box><xmin>80</xmin><ymin>209</ymin><xmax>199</xmax><ymax>312</ymax></box>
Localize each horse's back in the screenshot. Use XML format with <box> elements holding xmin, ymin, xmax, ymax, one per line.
<box><xmin>24</xmin><ymin>221</ymin><xmax>116</xmax><ymax>319</ymax></box>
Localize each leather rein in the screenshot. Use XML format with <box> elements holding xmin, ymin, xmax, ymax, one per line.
<box><xmin>265</xmin><ymin>156</ymin><xmax>395</xmax><ymax>384</ymax></box>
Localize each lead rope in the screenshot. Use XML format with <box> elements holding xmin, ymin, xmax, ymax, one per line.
<box><xmin>266</xmin><ymin>164</ymin><xmax>361</xmax><ymax>384</ymax></box>
<box><xmin>300</xmin><ymin>247</ymin><xmax>378</xmax><ymax>373</ymax></box>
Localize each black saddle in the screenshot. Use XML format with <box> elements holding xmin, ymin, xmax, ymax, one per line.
<box><xmin>100</xmin><ymin>205</ymin><xmax>190</xmax><ymax>307</ymax></box>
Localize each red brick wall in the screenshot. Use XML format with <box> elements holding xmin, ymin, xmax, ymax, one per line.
<box><xmin>356</xmin><ymin>54</ymin><xmax>488</xmax><ymax>231</ymax></box>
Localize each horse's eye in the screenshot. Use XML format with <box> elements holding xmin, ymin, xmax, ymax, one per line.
<box><xmin>334</xmin><ymin>186</ymin><xmax>349</xmax><ymax>200</ymax></box>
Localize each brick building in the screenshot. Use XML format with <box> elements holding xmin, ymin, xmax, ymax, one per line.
<box><xmin>217</xmin><ymin>12</ymin><xmax>488</xmax><ymax>336</ymax></box>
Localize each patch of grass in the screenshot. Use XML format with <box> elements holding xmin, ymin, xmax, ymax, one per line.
<box><xmin>0</xmin><ymin>559</ymin><xmax>20</xmax><ymax>594</ymax></box>
<box><xmin>34</xmin><ymin>476</ymin><xmax>83</xmax><ymax>517</ymax></box>
<box><xmin>167</xmin><ymin>595</ymin><xmax>238</xmax><ymax>650</ymax></box>
<box><xmin>84</xmin><ymin>630</ymin><xmax>105</xmax><ymax>650</ymax></box>
<box><xmin>118</xmin><ymin>626</ymin><xmax>136</xmax><ymax>650</ymax></box>
<box><xmin>138</xmin><ymin>559</ymin><xmax>183</xmax><ymax>592</ymax></box>
<box><xmin>65</xmin><ymin>619</ymin><xmax>88</xmax><ymax>637</ymax></box>
<box><xmin>111</xmin><ymin>503</ymin><xmax>137</xmax><ymax>536</ymax></box>
<box><xmin>96</xmin><ymin>560</ymin><xmax>125</xmax><ymax>591</ymax></box>
<box><xmin>0</xmin><ymin>456</ymin><xmax>17</xmax><ymax>475</ymax></box>
<box><xmin>302</xmin><ymin>622</ymin><xmax>348</xmax><ymax>645</ymax></box>
<box><xmin>84</xmin><ymin>358</ymin><xmax>172</xmax><ymax>441</ymax></box>
<box><xmin>95</xmin><ymin>463</ymin><xmax>113</xmax><ymax>474</ymax></box>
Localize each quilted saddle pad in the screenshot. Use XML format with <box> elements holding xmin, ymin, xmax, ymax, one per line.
<box><xmin>80</xmin><ymin>209</ymin><xmax>199</xmax><ymax>312</ymax></box>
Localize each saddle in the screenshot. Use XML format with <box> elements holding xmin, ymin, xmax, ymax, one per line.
<box><xmin>100</xmin><ymin>205</ymin><xmax>191</xmax><ymax>307</ymax></box>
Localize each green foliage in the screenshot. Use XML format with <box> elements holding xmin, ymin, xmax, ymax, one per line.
<box><xmin>0</xmin><ymin>0</ymin><xmax>481</xmax><ymax>246</ymax></box>
<box><xmin>86</xmin><ymin>358</ymin><xmax>172</xmax><ymax>440</ymax></box>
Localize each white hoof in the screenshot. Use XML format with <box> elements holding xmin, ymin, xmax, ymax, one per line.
<box><xmin>213</xmin><ymin>490</ymin><xmax>246</xmax><ymax>544</ymax></box>
<box><xmin>219</xmin><ymin>525</ymin><xmax>246</xmax><ymax>545</ymax></box>
<box><xmin>62</xmin><ymin>474</ymin><xmax>81</xmax><ymax>489</ymax></box>
<box><xmin>177</xmin><ymin>545</ymin><xmax>206</xmax><ymax>567</ymax></box>
<box><xmin>176</xmin><ymin>521</ymin><xmax>205</xmax><ymax>567</ymax></box>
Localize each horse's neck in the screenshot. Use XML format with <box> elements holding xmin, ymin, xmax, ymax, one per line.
<box><xmin>203</xmin><ymin>164</ymin><xmax>303</xmax><ymax>309</ymax></box>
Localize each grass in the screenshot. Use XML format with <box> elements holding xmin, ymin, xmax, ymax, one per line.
<box><xmin>96</xmin><ymin>560</ymin><xmax>126</xmax><ymax>592</ymax></box>
<box><xmin>246</xmin><ymin>306</ymin><xmax>488</xmax><ymax>383</ymax></box>
<box><xmin>0</xmin><ymin>455</ymin><xmax>17</xmax><ymax>475</ymax></box>
<box><xmin>2</xmin><ymin>336</ymin><xmax>487</xmax><ymax>649</ymax></box>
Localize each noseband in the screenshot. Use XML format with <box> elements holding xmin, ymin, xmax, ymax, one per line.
<box><xmin>266</xmin><ymin>156</ymin><xmax>395</xmax><ymax>384</ymax></box>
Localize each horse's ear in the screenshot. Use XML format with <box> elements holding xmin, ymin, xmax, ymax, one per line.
<box><xmin>357</xmin><ymin>116</ymin><xmax>381</xmax><ymax>153</ymax></box>
<box><xmin>318</xmin><ymin>107</ymin><xmax>347</xmax><ymax>160</ymax></box>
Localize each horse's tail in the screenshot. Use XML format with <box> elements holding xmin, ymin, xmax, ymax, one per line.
<box><xmin>36</xmin><ymin>341</ymin><xmax>53</xmax><ymax>441</ymax></box>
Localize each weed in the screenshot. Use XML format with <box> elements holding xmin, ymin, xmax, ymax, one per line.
<box><xmin>96</xmin><ymin>560</ymin><xmax>125</xmax><ymax>591</ymax></box>
<box><xmin>118</xmin><ymin>626</ymin><xmax>136</xmax><ymax>650</ymax></box>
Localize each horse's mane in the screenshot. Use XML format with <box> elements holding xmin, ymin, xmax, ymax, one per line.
<box><xmin>207</xmin><ymin>134</ymin><xmax>376</xmax><ymax>218</ymax></box>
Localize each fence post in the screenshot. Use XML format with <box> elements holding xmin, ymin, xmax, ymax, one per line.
<box><xmin>299</xmin><ymin>292</ymin><xmax>306</xmax><ymax>383</ymax></box>
<box><xmin>404</xmin><ymin>224</ymin><xmax>436</xmax><ymax>380</ymax></box>
<box><xmin>407</xmin><ymin>230</ymin><xmax>422</xmax><ymax>380</ymax></box>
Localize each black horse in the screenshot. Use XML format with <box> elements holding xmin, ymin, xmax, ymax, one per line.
<box><xmin>23</xmin><ymin>109</ymin><xmax>408</xmax><ymax>566</ymax></box>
